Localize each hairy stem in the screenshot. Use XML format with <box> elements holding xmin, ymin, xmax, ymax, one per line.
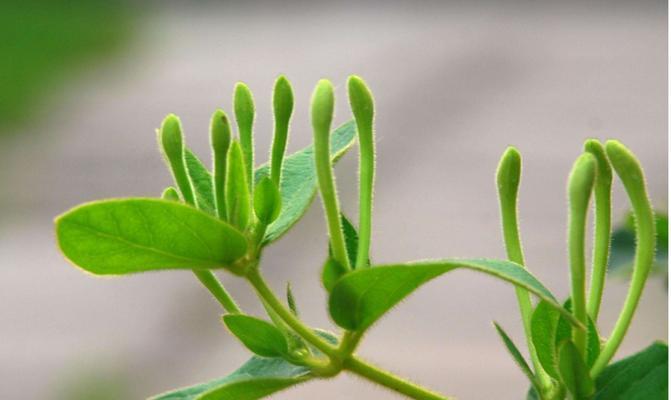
<box><xmin>345</xmin><ymin>356</ymin><xmax>453</xmax><ymax>400</ymax></box>
<box><xmin>496</xmin><ymin>147</ymin><xmax>552</xmax><ymax>390</ymax></box>
<box><xmin>193</xmin><ymin>270</ymin><xmax>241</xmax><ymax>314</ymax></box>
<box><xmin>246</xmin><ymin>268</ymin><xmax>338</xmax><ymax>358</ymax></box>
<box><xmin>591</xmin><ymin>141</ymin><xmax>655</xmax><ymax>377</ymax></box>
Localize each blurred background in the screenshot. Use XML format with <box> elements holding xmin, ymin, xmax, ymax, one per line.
<box><xmin>0</xmin><ymin>1</ymin><xmax>667</xmax><ymax>399</ymax></box>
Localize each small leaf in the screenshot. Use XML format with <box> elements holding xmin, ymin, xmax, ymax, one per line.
<box><xmin>56</xmin><ymin>199</ymin><xmax>247</xmax><ymax>275</ymax></box>
<box><xmin>493</xmin><ymin>322</ymin><xmax>540</xmax><ymax>392</ymax></box>
<box><xmin>253</xmin><ymin>176</ymin><xmax>282</xmax><ymax>225</ymax></box>
<box><xmin>255</xmin><ymin>120</ymin><xmax>357</xmax><ymax>243</ymax></box>
<box><xmin>594</xmin><ymin>342</ymin><xmax>668</xmax><ymax>400</ymax></box>
<box><xmin>322</xmin><ymin>259</ymin><xmax>347</xmax><ymax>292</ymax></box>
<box><xmin>329</xmin><ymin>213</ymin><xmax>362</xmax><ymax>268</ymax></box>
<box><xmin>161</xmin><ymin>187</ymin><xmax>180</xmax><ymax>202</ymax></box>
<box><xmin>223</xmin><ymin>315</ymin><xmax>288</xmax><ymax>358</ymax></box>
<box><xmin>184</xmin><ymin>149</ymin><xmax>216</xmax><ymax>215</ymax></box>
<box><xmin>286</xmin><ymin>283</ymin><xmax>299</xmax><ymax>316</ymax></box>
<box><xmin>149</xmin><ymin>356</ymin><xmax>311</xmax><ymax>400</ymax></box>
<box><xmin>328</xmin><ymin>259</ymin><xmax>574</xmax><ymax>332</ymax></box>
<box><xmin>558</xmin><ymin>340</ymin><xmax>595</xmax><ymax>399</ymax></box>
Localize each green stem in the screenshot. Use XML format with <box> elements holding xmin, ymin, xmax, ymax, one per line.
<box><xmin>312</xmin><ymin>80</ymin><xmax>351</xmax><ymax>271</ymax></box>
<box><xmin>246</xmin><ymin>268</ymin><xmax>338</xmax><ymax>358</ymax></box>
<box><xmin>567</xmin><ymin>153</ymin><xmax>597</xmax><ymax>358</ymax></box>
<box><xmin>591</xmin><ymin>141</ymin><xmax>655</xmax><ymax>377</ymax></box>
<box><xmin>585</xmin><ymin>140</ymin><xmax>613</xmax><ymax>322</ymax></box>
<box><xmin>348</xmin><ymin>76</ymin><xmax>375</xmax><ymax>269</ymax></box>
<box><xmin>344</xmin><ymin>356</ymin><xmax>453</xmax><ymax>400</ymax></box>
<box><xmin>193</xmin><ymin>270</ymin><xmax>241</xmax><ymax>314</ymax></box>
<box><xmin>496</xmin><ymin>147</ymin><xmax>552</xmax><ymax>390</ymax></box>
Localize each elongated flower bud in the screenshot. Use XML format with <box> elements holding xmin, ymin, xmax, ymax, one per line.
<box><xmin>312</xmin><ymin>79</ymin><xmax>350</xmax><ymax>271</ymax></box>
<box><xmin>211</xmin><ymin>109</ymin><xmax>232</xmax><ymax>220</ymax></box>
<box><xmin>567</xmin><ymin>152</ymin><xmax>596</xmax><ymax>357</ymax></box>
<box><xmin>348</xmin><ymin>75</ymin><xmax>375</xmax><ymax>269</ymax></box>
<box><xmin>271</xmin><ymin>75</ymin><xmax>294</xmax><ymax>186</ymax></box>
<box><xmin>583</xmin><ymin>139</ymin><xmax>613</xmax><ymax>321</ymax></box>
<box><xmin>159</xmin><ymin>114</ymin><xmax>195</xmax><ymax>205</ymax></box>
<box><xmin>253</xmin><ymin>176</ymin><xmax>282</xmax><ymax>225</ymax></box>
<box><xmin>234</xmin><ymin>83</ymin><xmax>255</xmax><ymax>190</ymax></box>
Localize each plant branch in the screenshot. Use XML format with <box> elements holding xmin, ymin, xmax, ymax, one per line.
<box><xmin>345</xmin><ymin>356</ymin><xmax>453</xmax><ymax>400</ymax></box>
<box><xmin>193</xmin><ymin>270</ymin><xmax>241</xmax><ymax>314</ymax></box>
<box><xmin>246</xmin><ymin>267</ymin><xmax>339</xmax><ymax>358</ymax></box>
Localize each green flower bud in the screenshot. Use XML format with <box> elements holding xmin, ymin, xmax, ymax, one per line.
<box><xmin>253</xmin><ymin>176</ymin><xmax>282</xmax><ymax>225</ymax></box>
<box><xmin>225</xmin><ymin>141</ymin><xmax>252</xmax><ymax>231</ymax></box>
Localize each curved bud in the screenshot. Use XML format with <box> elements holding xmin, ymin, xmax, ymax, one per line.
<box><xmin>159</xmin><ymin>114</ymin><xmax>195</xmax><ymax>205</ymax></box>
<box><xmin>253</xmin><ymin>176</ymin><xmax>282</xmax><ymax>225</ymax></box>
<box><xmin>583</xmin><ymin>139</ymin><xmax>613</xmax><ymax>321</ymax></box>
<box><xmin>567</xmin><ymin>152</ymin><xmax>597</xmax><ymax>357</ymax></box>
<box><xmin>592</xmin><ymin>140</ymin><xmax>655</xmax><ymax>375</ymax></box>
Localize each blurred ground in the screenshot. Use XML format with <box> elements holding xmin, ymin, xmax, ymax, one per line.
<box><xmin>0</xmin><ymin>1</ymin><xmax>667</xmax><ymax>399</ymax></box>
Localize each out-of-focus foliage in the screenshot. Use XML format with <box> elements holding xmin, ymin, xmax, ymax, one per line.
<box><xmin>609</xmin><ymin>211</ymin><xmax>668</xmax><ymax>282</ymax></box>
<box><xmin>0</xmin><ymin>1</ymin><xmax>133</xmax><ymax>132</ymax></box>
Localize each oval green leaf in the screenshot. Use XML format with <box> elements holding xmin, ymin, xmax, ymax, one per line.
<box><xmin>184</xmin><ymin>148</ymin><xmax>216</xmax><ymax>215</ymax></box>
<box><xmin>56</xmin><ymin>198</ymin><xmax>248</xmax><ymax>275</ymax></box>
<box><xmin>223</xmin><ymin>314</ymin><xmax>288</xmax><ymax>358</ymax></box>
<box><xmin>328</xmin><ymin>259</ymin><xmax>578</xmax><ymax>332</ymax></box>
<box><xmin>255</xmin><ymin>120</ymin><xmax>357</xmax><ymax>244</ymax></box>
<box><xmin>149</xmin><ymin>356</ymin><xmax>311</xmax><ymax>400</ymax></box>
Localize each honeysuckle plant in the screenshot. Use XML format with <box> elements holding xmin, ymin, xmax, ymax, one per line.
<box><xmin>54</xmin><ymin>76</ymin><xmax>667</xmax><ymax>400</ymax></box>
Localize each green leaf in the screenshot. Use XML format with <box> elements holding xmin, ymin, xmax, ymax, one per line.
<box><xmin>184</xmin><ymin>149</ymin><xmax>216</xmax><ymax>215</ymax></box>
<box><xmin>321</xmin><ymin>259</ymin><xmax>347</xmax><ymax>293</ymax></box>
<box><xmin>286</xmin><ymin>283</ymin><xmax>299</xmax><ymax>316</ymax></box>
<box><xmin>493</xmin><ymin>322</ymin><xmax>540</xmax><ymax>392</ymax></box>
<box><xmin>150</xmin><ymin>331</ymin><xmax>338</xmax><ymax>400</ymax></box>
<box><xmin>558</xmin><ymin>340</ymin><xmax>595</xmax><ymax>399</ymax></box>
<box><xmin>255</xmin><ymin>120</ymin><xmax>357</xmax><ymax>244</ymax></box>
<box><xmin>56</xmin><ymin>198</ymin><xmax>248</xmax><ymax>275</ymax></box>
<box><xmin>328</xmin><ymin>259</ymin><xmax>573</xmax><ymax>332</ymax></box>
<box><xmin>149</xmin><ymin>357</ymin><xmax>311</xmax><ymax>400</ymax></box>
<box><xmin>226</xmin><ymin>141</ymin><xmax>252</xmax><ymax>230</ymax></box>
<box><xmin>253</xmin><ymin>176</ymin><xmax>282</xmax><ymax>225</ymax></box>
<box><xmin>322</xmin><ymin>213</ymin><xmax>364</xmax><ymax>292</ymax></box>
<box><xmin>223</xmin><ymin>315</ymin><xmax>288</xmax><ymax>358</ymax></box>
<box><xmin>532</xmin><ymin>300</ymin><xmax>601</xmax><ymax>380</ymax></box>
<box><xmin>594</xmin><ymin>342</ymin><xmax>668</xmax><ymax>400</ymax></box>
